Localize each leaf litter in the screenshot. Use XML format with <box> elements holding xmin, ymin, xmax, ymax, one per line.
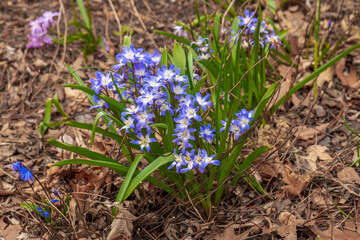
<box><xmin>1</xmin><ymin>0</ymin><xmax>360</xmax><ymax>239</ymax></box>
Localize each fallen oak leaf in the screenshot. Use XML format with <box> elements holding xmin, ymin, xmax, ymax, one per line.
<box><xmin>311</xmin><ymin>224</ymin><xmax>360</xmax><ymax>240</ymax></box>
<box><xmin>335</xmin><ymin>58</ymin><xmax>360</xmax><ymax>88</ymax></box>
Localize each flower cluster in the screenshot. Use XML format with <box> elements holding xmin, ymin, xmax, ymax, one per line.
<box><xmin>220</xmin><ymin>109</ymin><xmax>254</xmax><ymax>140</ymax></box>
<box><xmin>227</xmin><ymin>10</ymin><xmax>281</xmax><ymax>49</ymax></box>
<box><xmin>11</xmin><ymin>161</ymin><xmax>33</xmax><ymax>181</ymax></box>
<box><xmin>88</xmin><ymin>44</ymin><xmax>234</xmax><ymax>173</ymax></box>
<box><xmin>191</xmin><ymin>36</ymin><xmax>214</xmax><ymax>60</ymax></box>
<box><xmin>27</xmin><ymin>11</ymin><xmax>59</xmax><ymax>48</ymax></box>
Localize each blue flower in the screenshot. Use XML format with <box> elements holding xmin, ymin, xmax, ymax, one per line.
<box><xmin>172</xmin><ymin>128</ymin><xmax>196</xmax><ymax>149</ymax></box>
<box><xmin>134</xmin><ymin>63</ymin><xmax>149</xmax><ymax>77</ymax></box>
<box><xmin>236</xmin><ymin>109</ymin><xmax>254</xmax><ymax>133</ymax></box>
<box><xmin>173</xmin><ymin>24</ymin><xmax>187</xmax><ymax>37</ymax></box>
<box><xmin>197</xmin><ymin>149</ymin><xmax>219</xmax><ymax>173</ymax></box>
<box><xmin>113</xmin><ymin>54</ymin><xmax>126</xmax><ymax>71</ymax></box>
<box><xmin>170</xmin><ymin>83</ymin><xmax>188</xmax><ymax>95</ymax></box>
<box><xmin>174</xmin><ymin>117</ymin><xmax>192</xmax><ymax>132</ymax></box>
<box><xmin>195</xmin><ymin>92</ymin><xmax>212</xmax><ymax>110</ymax></box>
<box><xmin>120</xmin><ymin>44</ymin><xmax>136</xmax><ymax>62</ymax></box>
<box><xmin>50</xmin><ymin>199</ymin><xmax>59</xmax><ymax>203</ymax></box>
<box><xmin>11</xmin><ymin>162</ymin><xmax>34</xmax><ymax>182</ymax></box>
<box><xmin>220</xmin><ymin>120</ymin><xmax>227</xmax><ymax>132</ymax></box>
<box><xmin>180</xmin><ymin>150</ymin><xmax>196</xmax><ymax>173</ymax></box>
<box><xmin>119</xmin><ymin>116</ymin><xmax>135</xmax><ymax>133</ymax></box>
<box><xmin>89</xmin><ymin>95</ymin><xmax>109</xmax><ymax>110</ymax></box>
<box><xmin>264</xmin><ymin>30</ymin><xmax>281</xmax><ymax>49</ymax></box>
<box><xmin>238</xmin><ymin>10</ymin><xmax>257</xmax><ymax>27</ymax></box>
<box><xmin>168</xmin><ymin>151</ymin><xmax>185</xmax><ymax>173</ymax></box>
<box><xmin>36</xmin><ymin>207</ymin><xmax>50</xmax><ymax>218</ymax></box>
<box><xmin>199</xmin><ymin>124</ymin><xmax>215</xmax><ymax>143</ymax></box>
<box><xmin>11</xmin><ymin>162</ymin><xmax>22</xmax><ymax>172</ymax></box>
<box><xmin>130</xmin><ymin>132</ymin><xmax>156</xmax><ymax>152</ymax></box>
<box><xmin>159</xmin><ymin>103</ymin><xmax>174</xmax><ymax>116</ymax></box>
<box><xmin>158</xmin><ymin>65</ymin><xmax>176</xmax><ymax>81</ymax></box>
<box><xmin>191</xmin><ymin>36</ymin><xmax>208</xmax><ymax>47</ymax></box>
<box><xmin>180</xmin><ymin>102</ymin><xmax>202</xmax><ymax>122</ymax></box>
<box><xmin>149</xmin><ymin>50</ymin><xmax>161</xmax><ymax>66</ymax></box>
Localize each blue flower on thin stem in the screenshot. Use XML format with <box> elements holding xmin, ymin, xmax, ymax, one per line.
<box><xmin>11</xmin><ymin>162</ymin><xmax>34</xmax><ymax>182</ymax></box>
<box><xmin>238</xmin><ymin>10</ymin><xmax>257</xmax><ymax>27</ymax></box>
<box><xmin>199</xmin><ymin>124</ymin><xmax>215</xmax><ymax>143</ymax></box>
<box><xmin>130</xmin><ymin>132</ymin><xmax>156</xmax><ymax>152</ymax></box>
<box><xmin>195</xmin><ymin>92</ymin><xmax>212</xmax><ymax>110</ymax></box>
<box><xmin>168</xmin><ymin>151</ymin><xmax>185</xmax><ymax>173</ymax></box>
<box><xmin>36</xmin><ymin>207</ymin><xmax>50</xmax><ymax>218</ymax></box>
<box><xmin>89</xmin><ymin>95</ymin><xmax>109</xmax><ymax>110</ymax></box>
<box><xmin>198</xmin><ymin>149</ymin><xmax>219</xmax><ymax>173</ymax></box>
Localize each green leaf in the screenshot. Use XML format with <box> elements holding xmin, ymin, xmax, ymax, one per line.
<box><xmin>123</xmin><ymin>35</ymin><xmax>131</xmax><ymax>47</ymax></box>
<box><xmin>253</xmin><ymin>82</ymin><xmax>279</xmax><ymax>120</ymax></box>
<box><xmin>114</xmin><ymin>154</ymin><xmax>143</xmax><ymax>217</ymax></box>
<box><xmin>154</xmin><ymin>30</ymin><xmax>191</xmax><ymax>46</ymax></box>
<box><xmin>39</xmin><ymin>98</ymin><xmax>52</xmax><ymax>136</ymax></box>
<box><xmin>48</xmin><ymin>139</ymin><xmax>118</xmax><ymax>164</ymax></box>
<box><xmin>66</xmin><ymin>121</ymin><xmax>124</xmax><ymax>144</ymax></box>
<box><xmin>232</xmin><ymin>146</ymin><xmax>271</xmax><ymax>184</ymax></box>
<box><xmin>123</xmin><ymin>153</ymin><xmax>175</xmax><ymax>200</ymax></box>
<box><xmin>90</xmin><ymin>112</ymin><xmax>104</xmax><ymax>147</ymax></box>
<box><xmin>150</xmin><ymin>123</ymin><xmax>169</xmax><ymax>135</ymax></box>
<box><xmin>53</xmin><ymin>94</ymin><xmax>70</xmax><ymax>118</ymax></box>
<box><xmin>173</xmin><ymin>43</ymin><xmax>186</xmax><ymax>75</ymax></box>
<box><xmin>76</xmin><ymin>0</ymin><xmax>91</xmax><ymax>30</ymax></box>
<box><xmin>160</xmin><ymin>47</ymin><xmax>168</xmax><ymax>67</ymax></box>
<box><xmin>53</xmin><ymin>158</ymin><xmax>129</xmax><ymax>175</ymax></box>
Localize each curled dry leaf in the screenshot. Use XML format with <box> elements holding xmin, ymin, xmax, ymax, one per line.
<box><xmin>337</xmin><ymin>167</ymin><xmax>360</xmax><ymax>184</ymax></box>
<box><xmin>335</xmin><ymin>58</ymin><xmax>360</xmax><ymax>88</ymax></box>
<box><xmin>295</xmin><ymin>145</ymin><xmax>332</xmax><ymax>172</ymax></box>
<box><xmin>263</xmin><ymin>211</ymin><xmax>314</xmax><ymax>239</ymax></box>
<box><xmin>280</xmin><ymin>167</ymin><xmax>311</xmax><ymax>197</ymax></box>
<box><xmin>297</xmin><ymin>123</ymin><xmax>328</xmax><ymax>140</ymax></box>
<box><xmin>107</xmin><ymin>207</ymin><xmax>135</xmax><ymax>240</ymax></box>
<box><xmin>311</xmin><ymin>224</ymin><xmax>360</xmax><ymax>240</ymax></box>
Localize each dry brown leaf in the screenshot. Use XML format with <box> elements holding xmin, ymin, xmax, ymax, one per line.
<box><xmin>263</xmin><ymin>212</ymin><xmax>314</xmax><ymax>239</ymax></box>
<box><xmin>296</xmin><ymin>145</ymin><xmax>332</xmax><ymax>172</ymax></box>
<box><xmin>0</xmin><ymin>180</ymin><xmax>15</xmax><ymax>196</ymax></box>
<box><xmin>0</xmin><ymin>217</ymin><xmax>22</xmax><ymax>239</ymax></box>
<box><xmin>280</xmin><ymin>167</ymin><xmax>310</xmax><ymax>196</ymax></box>
<box><xmin>311</xmin><ymin>224</ymin><xmax>360</xmax><ymax>240</ymax></box>
<box><xmin>297</xmin><ymin>123</ymin><xmax>328</xmax><ymax>140</ymax></box>
<box><xmin>212</xmin><ymin>224</ymin><xmax>249</xmax><ymax>240</ymax></box>
<box><xmin>107</xmin><ymin>207</ymin><xmax>135</xmax><ymax>240</ymax></box>
<box><xmin>310</xmin><ymin>188</ymin><xmax>332</xmax><ymax>208</ymax></box>
<box><xmin>306</xmin><ymin>66</ymin><xmax>334</xmax><ymax>89</ymax></box>
<box><xmin>337</xmin><ymin>167</ymin><xmax>360</xmax><ymax>184</ymax></box>
<box><xmin>335</xmin><ymin>58</ymin><xmax>360</xmax><ymax>88</ymax></box>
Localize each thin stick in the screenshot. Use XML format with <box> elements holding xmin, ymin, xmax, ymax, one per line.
<box><xmin>108</xmin><ymin>0</ymin><xmax>122</xmax><ymax>46</ymax></box>
<box><xmin>129</xmin><ymin>0</ymin><xmax>158</xmax><ymax>49</ymax></box>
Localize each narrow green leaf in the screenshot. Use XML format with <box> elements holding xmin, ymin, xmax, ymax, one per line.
<box><xmin>154</xmin><ymin>30</ymin><xmax>191</xmax><ymax>46</ymax></box>
<box><xmin>76</xmin><ymin>0</ymin><xmax>91</xmax><ymax>30</ymax></box>
<box><xmin>232</xmin><ymin>146</ymin><xmax>271</xmax><ymax>184</ymax></box>
<box><xmin>90</xmin><ymin>112</ymin><xmax>104</xmax><ymax>147</ymax></box>
<box><xmin>115</xmin><ymin>154</ymin><xmax>143</xmax><ymax>205</ymax></box>
<box><xmin>123</xmin><ymin>153</ymin><xmax>175</xmax><ymax>200</ymax></box>
<box><xmin>48</xmin><ymin>139</ymin><xmax>118</xmax><ymax>164</ymax></box>
<box><xmin>173</xmin><ymin>43</ymin><xmax>186</xmax><ymax>75</ymax></box>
